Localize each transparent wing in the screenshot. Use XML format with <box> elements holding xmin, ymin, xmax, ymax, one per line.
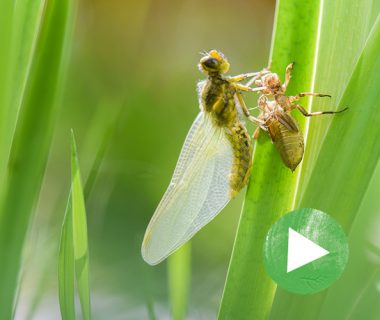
<box><xmin>142</xmin><ymin>111</ymin><xmax>234</xmax><ymax>265</ymax></box>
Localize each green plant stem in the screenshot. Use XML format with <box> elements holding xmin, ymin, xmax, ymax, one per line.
<box><xmin>218</xmin><ymin>0</ymin><xmax>323</xmax><ymax>318</ymax></box>
<box><xmin>71</xmin><ymin>131</ymin><xmax>91</xmax><ymax>320</ymax></box>
<box><xmin>168</xmin><ymin>242</ymin><xmax>191</xmax><ymax>320</ymax></box>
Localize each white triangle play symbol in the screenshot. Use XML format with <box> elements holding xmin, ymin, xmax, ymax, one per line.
<box><xmin>287</xmin><ymin>228</ymin><xmax>330</xmax><ymax>272</ymax></box>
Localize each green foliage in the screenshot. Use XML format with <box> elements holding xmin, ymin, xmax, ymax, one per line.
<box><xmin>298</xmin><ymin>0</ymin><xmax>379</xmax><ymax>191</ymax></box>
<box><xmin>70</xmin><ymin>131</ymin><xmax>91</xmax><ymax>320</ymax></box>
<box><xmin>59</xmin><ymin>195</ymin><xmax>76</xmax><ymax>320</ymax></box>
<box><xmin>0</xmin><ymin>0</ymin><xmax>378</xmax><ymax>318</ymax></box>
<box><xmin>0</xmin><ymin>0</ymin><xmax>14</xmax><ymax>178</ymax></box>
<box><xmin>271</xmin><ymin>14</ymin><xmax>380</xmax><ymax>319</ymax></box>
<box><xmin>219</xmin><ymin>0</ymin><xmax>380</xmax><ymax>319</ymax></box>
<box><xmin>4</xmin><ymin>0</ymin><xmax>45</xmax><ymax>172</ymax></box>
<box><xmin>59</xmin><ymin>132</ymin><xmax>91</xmax><ymax>320</ymax></box>
<box><xmin>0</xmin><ymin>0</ymin><xmax>75</xmax><ymax>317</ymax></box>
<box><xmin>319</xmin><ymin>159</ymin><xmax>380</xmax><ymax>320</ymax></box>
<box><xmin>168</xmin><ymin>243</ymin><xmax>191</xmax><ymax>320</ymax></box>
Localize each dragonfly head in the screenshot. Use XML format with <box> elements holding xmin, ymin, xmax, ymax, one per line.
<box><xmin>199</xmin><ymin>50</ymin><xmax>230</xmax><ymax>75</ymax></box>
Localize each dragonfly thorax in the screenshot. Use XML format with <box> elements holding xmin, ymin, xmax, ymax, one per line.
<box><xmin>200</xmin><ymin>78</ymin><xmax>238</xmax><ymax>128</ymax></box>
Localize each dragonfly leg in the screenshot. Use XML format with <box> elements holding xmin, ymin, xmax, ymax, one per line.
<box><xmin>234</xmin><ymin>82</ymin><xmax>266</xmax><ymax>92</ymax></box>
<box><xmin>228</xmin><ymin>72</ymin><xmax>262</xmax><ymax>83</ymax></box>
<box><xmin>235</xmin><ymin>91</ymin><xmax>266</xmax><ymax>127</ymax></box>
<box><xmin>245</xmin><ymin>68</ymin><xmax>271</xmax><ymax>87</ymax></box>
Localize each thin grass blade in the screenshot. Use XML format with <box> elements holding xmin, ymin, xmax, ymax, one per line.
<box><xmin>58</xmin><ymin>194</ymin><xmax>76</xmax><ymax>320</ymax></box>
<box><xmin>71</xmin><ymin>131</ymin><xmax>91</xmax><ymax>320</ymax></box>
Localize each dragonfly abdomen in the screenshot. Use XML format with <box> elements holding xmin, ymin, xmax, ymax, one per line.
<box><xmin>225</xmin><ymin>122</ymin><xmax>253</xmax><ymax>198</ymax></box>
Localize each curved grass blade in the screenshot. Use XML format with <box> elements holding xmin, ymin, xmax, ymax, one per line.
<box><xmin>58</xmin><ymin>102</ymin><xmax>119</xmax><ymax>319</ymax></box>
<box><xmin>0</xmin><ymin>0</ymin><xmax>75</xmax><ymax>317</ymax></box>
<box><xmin>58</xmin><ymin>194</ymin><xmax>76</xmax><ymax>320</ymax></box>
<box><xmin>70</xmin><ymin>131</ymin><xmax>91</xmax><ymax>320</ymax></box>
<box><xmin>218</xmin><ymin>0</ymin><xmax>323</xmax><ymax>318</ymax></box>
<box><xmin>59</xmin><ymin>132</ymin><xmax>92</xmax><ymax>320</ymax></box>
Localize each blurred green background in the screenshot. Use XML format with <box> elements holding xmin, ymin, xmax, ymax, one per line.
<box><xmin>15</xmin><ymin>0</ymin><xmax>275</xmax><ymax>318</ymax></box>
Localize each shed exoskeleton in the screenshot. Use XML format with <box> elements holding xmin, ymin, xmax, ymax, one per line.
<box><xmin>249</xmin><ymin>63</ymin><xmax>348</xmax><ymax>171</ymax></box>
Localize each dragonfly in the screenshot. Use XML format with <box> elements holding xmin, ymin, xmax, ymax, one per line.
<box><xmin>250</xmin><ymin>63</ymin><xmax>348</xmax><ymax>171</ymax></box>
<box><xmin>141</xmin><ymin>50</ymin><xmax>265</xmax><ymax>265</ymax></box>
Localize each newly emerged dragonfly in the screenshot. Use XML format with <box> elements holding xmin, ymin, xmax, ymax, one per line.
<box><xmin>141</xmin><ymin>50</ymin><xmax>265</xmax><ymax>265</ymax></box>
<box><xmin>251</xmin><ymin>63</ymin><xmax>348</xmax><ymax>171</ymax></box>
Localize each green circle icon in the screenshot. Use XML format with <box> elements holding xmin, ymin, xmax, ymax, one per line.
<box><xmin>263</xmin><ymin>208</ymin><xmax>349</xmax><ymax>294</ymax></box>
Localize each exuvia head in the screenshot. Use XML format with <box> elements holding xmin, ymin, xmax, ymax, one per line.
<box><xmin>256</xmin><ymin>73</ymin><xmax>282</xmax><ymax>94</ymax></box>
<box><xmin>199</xmin><ymin>50</ymin><xmax>230</xmax><ymax>75</ymax></box>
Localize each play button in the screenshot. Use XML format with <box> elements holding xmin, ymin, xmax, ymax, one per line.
<box><xmin>263</xmin><ymin>208</ymin><xmax>349</xmax><ymax>294</ymax></box>
<box><xmin>287</xmin><ymin>228</ymin><xmax>329</xmax><ymax>272</ymax></box>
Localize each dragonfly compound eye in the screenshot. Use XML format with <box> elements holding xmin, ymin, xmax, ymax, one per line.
<box><xmin>202</xmin><ymin>57</ymin><xmax>219</xmax><ymax>69</ymax></box>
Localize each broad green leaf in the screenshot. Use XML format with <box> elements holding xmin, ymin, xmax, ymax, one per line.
<box><xmin>58</xmin><ymin>194</ymin><xmax>76</xmax><ymax>320</ymax></box>
<box><xmin>318</xmin><ymin>159</ymin><xmax>380</xmax><ymax>319</ymax></box>
<box><xmin>8</xmin><ymin>0</ymin><xmax>46</xmax><ymax>141</ymax></box>
<box><xmin>271</xmin><ymin>14</ymin><xmax>380</xmax><ymax>319</ymax></box>
<box><xmin>298</xmin><ymin>0</ymin><xmax>379</xmax><ymax>194</ymax></box>
<box><xmin>0</xmin><ymin>0</ymin><xmax>75</xmax><ymax>317</ymax></box>
<box><xmin>11</xmin><ymin>0</ymin><xmax>45</xmax><ymax>106</ymax></box>
<box><xmin>71</xmin><ymin>131</ymin><xmax>91</xmax><ymax>320</ymax></box>
<box><xmin>168</xmin><ymin>242</ymin><xmax>191</xmax><ymax>320</ymax></box>
<box><xmin>0</xmin><ymin>0</ymin><xmax>45</xmax><ymax>183</ymax></box>
<box><xmin>218</xmin><ymin>0</ymin><xmax>323</xmax><ymax>318</ymax></box>
<box><xmin>0</xmin><ymin>0</ymin><xmax>14</xmax><ymax>179</ymax></box>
